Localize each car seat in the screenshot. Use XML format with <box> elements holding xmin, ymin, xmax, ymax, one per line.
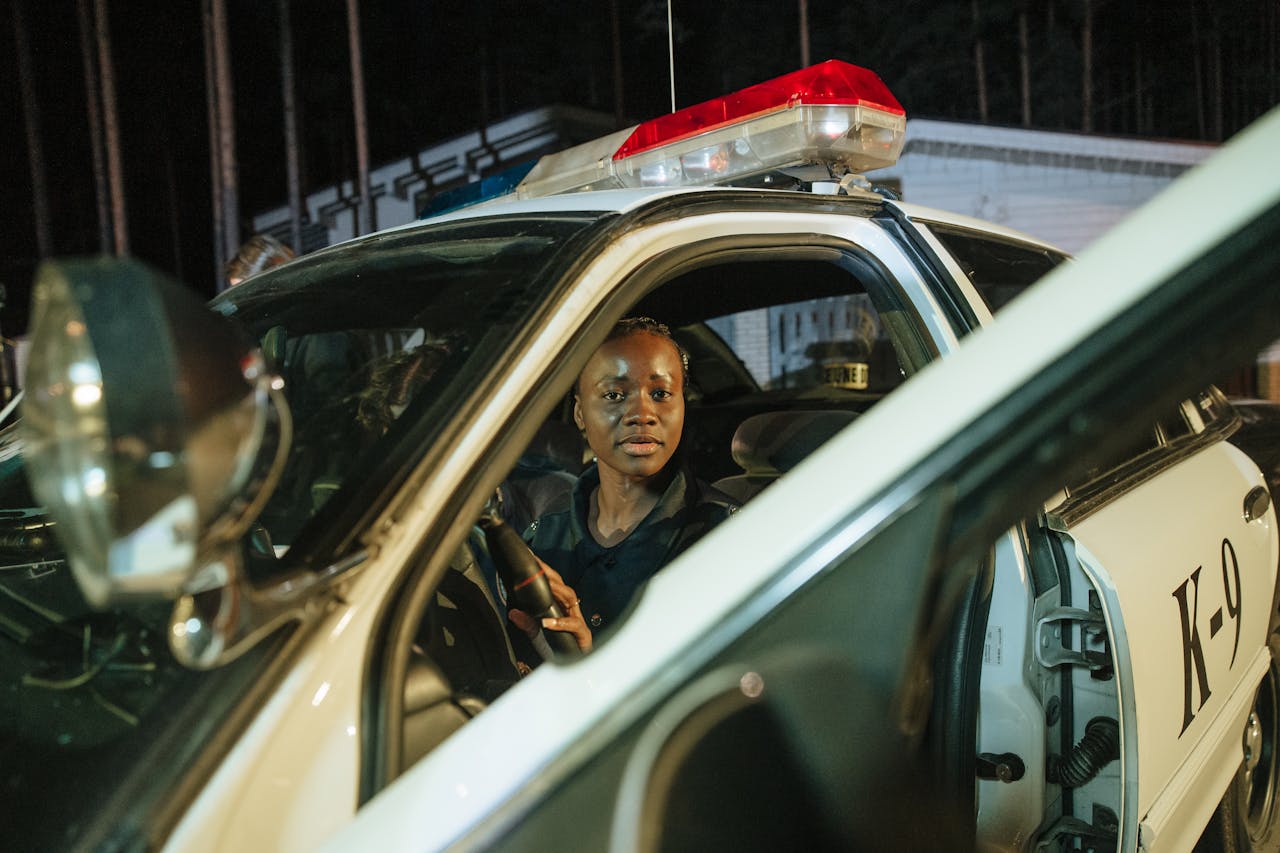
<box><xmin>712</xmin><ymin>410</ymin><xmax>858</xmax><ymax>504</ymax></box>
<box><xmin>498</xmin><ymin>419</ymin><xmax>583</xmax><ymax>536</ymax></box>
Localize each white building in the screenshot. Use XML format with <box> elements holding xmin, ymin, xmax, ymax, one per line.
<box><xmin>880</xmin><ymin>119</ymin><xmax>1216</xmax><ymax>253</ymax></box>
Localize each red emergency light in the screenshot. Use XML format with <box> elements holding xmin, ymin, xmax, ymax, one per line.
<box><xmin>614</xmin><ymin>60</ymin><xmax>905</xmax><ymax>161</ymax></box>
<box><xmin>517</xmin><ymin>60</ymin><xmax>907</xmax><ymax>198</ymax></box>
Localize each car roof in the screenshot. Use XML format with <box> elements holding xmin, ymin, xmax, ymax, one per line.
<box><xmin>890</xmin><ymin>200</ymin><xmax>1066</xmax><ymax>251</ymax></box>
<box><xmin>392</xmin><ymin>183</ymin><xmax>895</xmax><ymax>229</ymax></box>
<box><xmin>390</xmin><ymin>185</ymin><xmax>1064</xmax><ymax>255</ymax></box>
<box><xmin>420</xmin><ymin>187</ymin><xmax>704</xmax><ymax>225</ymax></box>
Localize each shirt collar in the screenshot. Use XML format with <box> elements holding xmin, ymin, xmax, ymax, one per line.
<box><xmin>570</xmin><ymin>463</ymin><xmax>691</xmax><ymax>552</ymax></box>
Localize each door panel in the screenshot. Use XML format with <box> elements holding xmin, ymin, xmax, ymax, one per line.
<box><xmin>1059</xmin><ymin>441</ymin><xmax>1277</xmax><ymax>838</ymax></box>
<box><xmin>471</xmin><ymin>485</ymin><xmax>974</xmax><ymax>852</ymax></box>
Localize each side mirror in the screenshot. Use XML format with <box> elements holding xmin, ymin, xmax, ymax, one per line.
<box><xmin>20</xmin><ymin>258</ymin><xmax>289</xmax><ymax>611</ymax></box>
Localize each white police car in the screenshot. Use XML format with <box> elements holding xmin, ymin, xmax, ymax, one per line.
<box><xmin>8</xmin><ymin>63</ymin><xmax>1280</xmax><ymax>852</ymax></box>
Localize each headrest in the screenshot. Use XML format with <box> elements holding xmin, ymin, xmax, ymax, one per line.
<box><xmin>731</xmin><ymin>410</ymin><xmax>858</xmax><ymax>475</ymax></box>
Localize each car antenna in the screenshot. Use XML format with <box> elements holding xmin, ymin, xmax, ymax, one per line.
<box><xmin>667</xmin><ymin>0</ymin><xmax>676</xmax><ymax>112</ymax></box>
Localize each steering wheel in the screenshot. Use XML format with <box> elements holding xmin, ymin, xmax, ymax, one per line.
<box><xmin>477</xmin><ymin>512</ymin><xmax>582</xmax><ymax>660</ymax></box>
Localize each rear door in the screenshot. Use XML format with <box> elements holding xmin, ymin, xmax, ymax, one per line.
<box><xmin>1044</xmin><ymin>389</ymin><xmax>1278</xmax><ymax>848</ymax></box>
<box><xmin>905</xmin><ymin>211</ymin><xmax>1280</xmax><ymax>848</ymax></box>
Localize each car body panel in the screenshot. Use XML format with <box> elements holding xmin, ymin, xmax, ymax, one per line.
<box><xmin>1065</xmin><ymin>441</ymin><xmax>1277</xmax><ymax>844</ymax></box>
<box><xmin>975</xmin><ymin>528</ymin><xmax>1048</xmax><ymax>852</ymax></box>
<box><xmin>1140</xmin><ymin>646</ymin><xmax>1268</xmax><ymax>850</ymax></box>
<box><xmin>164</xmin><ymin>556</ymin><xmax>379</xmax><ymax>851</ymax></box>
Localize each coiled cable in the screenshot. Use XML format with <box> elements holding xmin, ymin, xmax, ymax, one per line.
<box><xmin>1049</xmin><ymin>717</ymin><xmax>1120</xmax><ymax>788</ymax></box>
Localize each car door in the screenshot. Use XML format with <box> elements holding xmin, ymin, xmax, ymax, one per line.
<box><xmin>1043</xmin><ymin>391</ymin><xmax>1278</xmax><ymax>850</ymax></box>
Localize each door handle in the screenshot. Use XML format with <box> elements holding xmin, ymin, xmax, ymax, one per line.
<box><xmin>1245</xmin><ymin>485</ymin><xmax>1272</xmax><ymax>522</ymax></box>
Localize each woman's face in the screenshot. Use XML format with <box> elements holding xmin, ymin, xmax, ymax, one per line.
<box><xmin>574</xmin><ymin>332</ymin><xmax>685</xmax><ymax>480</ymax></box>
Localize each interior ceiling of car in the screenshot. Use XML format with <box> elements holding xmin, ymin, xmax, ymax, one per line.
<box><xmin>634</xmin><ymin>258</ymin><xmax>863</xmax><ymax>326</ymax></box>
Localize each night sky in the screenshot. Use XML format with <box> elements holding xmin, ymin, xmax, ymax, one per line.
<box><xmin>4</xmin><ymin>1</ymin><xmax>1275</xmax><ymax>336</ymax></box>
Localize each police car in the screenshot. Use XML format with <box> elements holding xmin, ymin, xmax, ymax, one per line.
<box><xmin>8</xmin><ymin>63</ymin><xmax>1280</xmax><ymax>852</ymax></box>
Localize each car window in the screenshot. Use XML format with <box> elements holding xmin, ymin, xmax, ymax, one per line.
<box><xmin>0</xmin><ymin>492</ymin><xmax>291</xmax><ymax>851</ymax></box>
<box><xmin>210</xmin><ymin>213</ymin><xmax>605</xmax><ymax>566</ymax></box>
<box><xmin>1062</xmin><ymin>386</ymin><xmax>1235</xmax><ymax>502</ymax></box>
<box><xmin>633</xmin><ymin>252</ymin><xmax>930</xmax><ymax>485</ymax></box>
<box><xmin>702</xmin><ymin>293</ymin><xmax>902</xmax><ymax>395</ymax></box>
<box><xmin>927</xmin><ymin>225</ymin><xmax>1068</xmax><ymax>314</ymax></box>
<box><xmin>379</xmin><ymin>239</ymin><xmax>939</xmax><ymax>789</ymax></box>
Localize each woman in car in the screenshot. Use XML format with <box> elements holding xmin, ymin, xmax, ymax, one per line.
<box><xmin>508</xmin><ymin>317</ymin><xmax>737</xmax><ymax>653</ymax></box>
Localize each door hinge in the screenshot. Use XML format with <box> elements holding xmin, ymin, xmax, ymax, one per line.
<box><xmin>1034</xmin><ymin>809</ymin><xmax>1118</xmax><ymax>852</ymax></box>
<box><xmin>1035</xmin><ymin>604</ymin><xmax>1110</xmax><ymax>672</ymax></box>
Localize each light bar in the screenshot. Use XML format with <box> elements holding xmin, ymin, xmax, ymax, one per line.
<box><xmin>518</xmin><ymin>60</ymin><xmax>906</xmax><ymax>199</ymax></box>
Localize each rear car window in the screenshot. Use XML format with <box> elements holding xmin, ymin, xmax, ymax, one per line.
<box><xmin>929</xmin><ymin>225</ymin><xmax>1068</xmax><ymax>314</ymax></box>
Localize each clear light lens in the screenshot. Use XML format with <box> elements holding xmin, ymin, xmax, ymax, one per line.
<box><xmin>679</xmin><ymin>144</ymin><xmax>731</xmax><ymax>180</ymax></box>
<box><xmin>20</xmin><ymin>259</ymin><xmax>281</xmax><ymax>611</ymax></box>
<box><xmin>21</xmin><ymin>268</ymin><xmax>117</xmax><ymax>604</ymax></box>
<box><xmin>638</xmin><ymin>158</ymin><xmax>682</xmax><ymax>187</ymax></box>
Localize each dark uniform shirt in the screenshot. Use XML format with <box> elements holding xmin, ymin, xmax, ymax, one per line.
<box><xmin>523</xmin><ymin>463</ymin><xmax>736</xmax><ymax>633</ymax></box>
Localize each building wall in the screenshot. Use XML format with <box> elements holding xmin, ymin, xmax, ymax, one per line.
<box><xmin>875</xmin><ymin>119</ymin><xmax>1217</xmax><ymax>254</ymax></box>
<box><xmin>251</xmin><ymin>105</ymin><xmax>617</xmax><ymax>249</ymax></box>
<box><xmin>731</xmin><ymin>310</ymin><xmax>771</xmax><ymax>383</ymax></box>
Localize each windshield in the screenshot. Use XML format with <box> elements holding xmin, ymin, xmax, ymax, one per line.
<box><xmin>1</xmin><ymin>211</ymin><xmax>605</xmax><ymax>849</ymax></box>
<box><xmin>216</xmin><ymin>213</ymin><xmax>604</xmax><ymax>565</ymax></box>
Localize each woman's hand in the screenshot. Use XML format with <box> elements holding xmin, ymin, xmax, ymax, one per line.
<box><xmin>508</xmin><ymin>556</ymin><xmax>593</xmax><ymax>653</ymax></box>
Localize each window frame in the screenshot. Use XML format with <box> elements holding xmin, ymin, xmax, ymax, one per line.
<box><xmin>922</xmin><ymin>222</ymin><xmax>1071</xmax><ymax>317</ymax></box>
<box><xmin>1047</xmin><ymin>385</ymin><xmax>1240</xmax><ymax>530</ymax></box>
<box><xmin>361</xmin><ymin>206</ymin><xmax>948</xmax><ymax>801</ymax></box>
